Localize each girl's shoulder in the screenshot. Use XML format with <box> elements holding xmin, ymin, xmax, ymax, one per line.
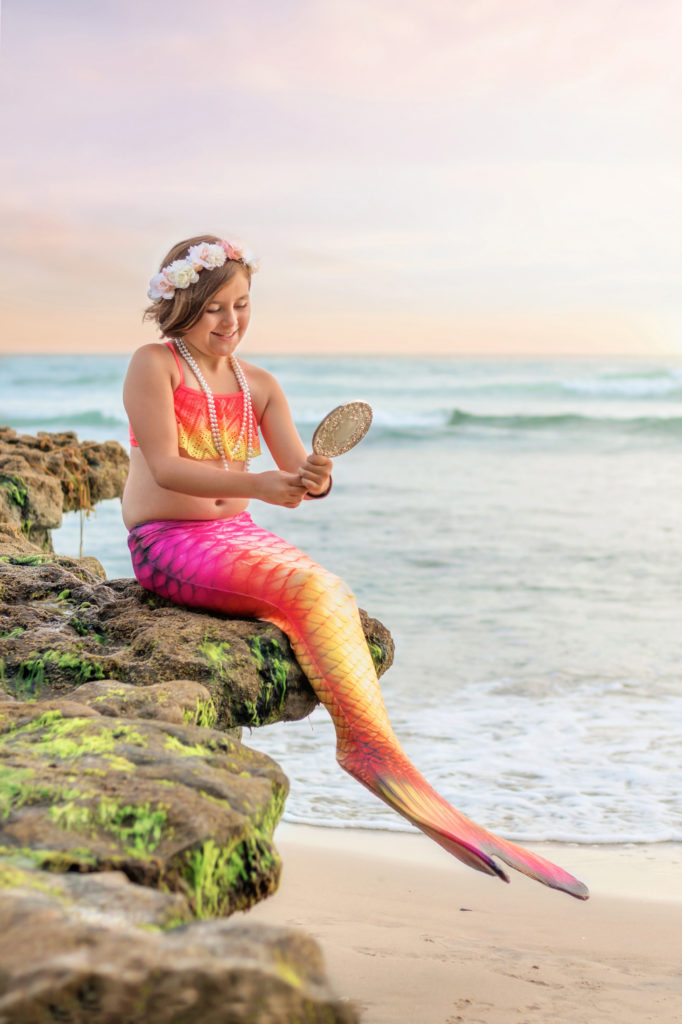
<box><xmin>128</xmin><ymin>340</ymin><xmax>175</xmax><ymax>364</ymax></box>
<box><xmin>237</xmin><ymin>357</ymin><xmax>272</xmax><ymax>379</ymax></box>
<box><xmin>127</xmin><ymin>342</ymin><xmax>180</xmax><ymax>384</ymax></box>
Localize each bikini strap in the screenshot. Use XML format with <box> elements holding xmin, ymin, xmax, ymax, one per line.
<box><xmin>164</xmin><ymin>340</ymin><xmax>184</xmax><ymax>378</ymax></box>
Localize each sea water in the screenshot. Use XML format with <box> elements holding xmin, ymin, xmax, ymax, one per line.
<box><xmin>2</xmin><ymin>353</ymin><xmax>681</xmax><ymax>844</ymax></box>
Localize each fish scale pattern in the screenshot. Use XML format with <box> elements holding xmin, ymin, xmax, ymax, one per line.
<box><xmin>128</xmin><ymin>512</ymin><xmax>588</xmax><ymax>900</ymax></box>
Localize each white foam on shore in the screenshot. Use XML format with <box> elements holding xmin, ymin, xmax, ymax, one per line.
<box><xmin>245</xmin><ymin>680</ymin><xmax>682</xmax><ymax>845</ymax></box>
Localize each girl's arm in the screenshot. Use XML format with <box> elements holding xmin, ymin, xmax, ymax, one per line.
<box><xmin>256</xmin><ymin>369</ymin><xmax>332</xmax><ymax>496</ymax></box>
<box><xmin>123</xmin><ymin>346</ymin><xmax>306</xmax><ymax>506</ymax></box>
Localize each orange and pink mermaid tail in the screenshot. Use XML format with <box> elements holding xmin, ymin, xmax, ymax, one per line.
<box><xmin>128</xmin><ymin>513</ymin><xmax>589</xmax><ymax>900</ymax></box>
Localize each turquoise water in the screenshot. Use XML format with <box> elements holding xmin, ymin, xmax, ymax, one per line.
<box><xmin>2</xmin><ymin>353</ymin><xmax>681</xmax><ymax>843</ymax></box>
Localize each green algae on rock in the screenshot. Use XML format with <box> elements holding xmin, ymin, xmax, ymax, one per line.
<box><xmin>0</xmin><ymin>701</ymin><xmax>288</xmax><ymax>918</ymax></box>
<box><xmin>0</xmin><ymin>556</ymin><xmax>394</xmax><ymax>726</ymax></box>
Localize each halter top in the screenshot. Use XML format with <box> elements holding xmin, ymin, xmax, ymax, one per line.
<box><xmin>128</xmin><ymin>341</ymin><xmax>261</xmax><ymax>462</ymax></box>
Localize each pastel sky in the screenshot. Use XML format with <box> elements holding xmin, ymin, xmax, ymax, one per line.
<box><xmin>1</xmin><ymin>0</ymin><xmax>681</xmax><ymax>355</ymax></box>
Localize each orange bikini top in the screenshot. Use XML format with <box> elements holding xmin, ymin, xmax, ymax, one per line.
<box><xmin>129</xmin><ymin>342</ymin><xmax>261</xmax><ymax>462</ymax></box>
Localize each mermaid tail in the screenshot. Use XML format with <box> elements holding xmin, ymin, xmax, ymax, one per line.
<box><xmin>129</xmin><ymin>513</ymin><xmax>589</xmax><ymax>900</ymax></box>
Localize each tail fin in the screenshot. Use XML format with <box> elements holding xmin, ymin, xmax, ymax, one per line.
<box><xmin>348</xmin><ymin>756</ymin><xmax>589</xmax><ymax>900</ymax></box>
<box><xmin>476</xmin><ymin>829</ymin><xmax>589</xmax><ymax>899</ymax></box>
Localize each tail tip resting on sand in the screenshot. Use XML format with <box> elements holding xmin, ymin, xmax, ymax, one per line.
<box><xmin>424</xmin><ymin>823</ymin><xmax>589</xmax><ymax>899</ymax></box>
<box><xmin>488</xmin><ymin>840</ymin><xmax>590</xmax><ymax>900</ymax></box>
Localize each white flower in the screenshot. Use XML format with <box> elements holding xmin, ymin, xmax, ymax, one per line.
<box><xmin>147</xmin><ymin>238</ymin><xmax>260</xmax><ymax>301</ymax></box>
<box><xmin>147</xmin><ymin>272</ymin><xmax>176</xmax><ymax>300</ymax></box>
<box><xmin>187</xmin><ymin>242</ymin><xmax>227</xmax><ymax>271</ymax></box>
<box><xmin>164</xmin><ymin>259</ymin><xmax>200</xmax><ymax>290</ymax></box>
<box><xmin>242</xmin><ymin>249</ymin><xmax>260</xmax><ymax>272</ymax></box>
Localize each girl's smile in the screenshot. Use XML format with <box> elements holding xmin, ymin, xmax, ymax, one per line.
<box><xmin>211</xmin><ymin>328</ymin><xmax>240</xmax><ymax>344</ymax></box>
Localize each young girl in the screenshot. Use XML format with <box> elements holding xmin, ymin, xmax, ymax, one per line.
<box><xmin>123</xmin><ymin>234</ymin><xmax>588</xmax><ymax>901</ymax></box>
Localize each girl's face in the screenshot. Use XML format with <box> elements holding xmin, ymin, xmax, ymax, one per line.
<box><xmin>181</xmin><ymin>270</ymin><xmax>251</xmax><ymax>359</ymax></box>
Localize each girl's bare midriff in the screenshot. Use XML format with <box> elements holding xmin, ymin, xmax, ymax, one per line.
<box><xmin>122</xmin><ymin>447</ymin><xmax>250</xmax><ymax>530</ymax></box>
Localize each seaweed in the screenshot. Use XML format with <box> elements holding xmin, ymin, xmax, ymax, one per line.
<box><xmin>50</xmin><ymin>797</ymin><xmax>169</xmax><ymax>856</ymax></box>
<box><xmin>0</xmin><ymin>474</ymin><xmax>28</xmax><ymax>508</ymax></box>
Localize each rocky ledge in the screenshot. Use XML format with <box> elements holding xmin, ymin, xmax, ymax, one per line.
<box><xmin>0</xmin><ymin>426</ymin><xmax>128</xmax><ymax>551</ymax></box>
<box><xmin>0</xmin><ymin>429</ymin><xmax>395</xmax><ymax>1023</ymax></box>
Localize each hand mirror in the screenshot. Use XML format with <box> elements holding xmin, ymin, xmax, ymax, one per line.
<box><xmin>312</xmin><ymin>401</ymin><xmax>373</xmax><ymax>457</ymax></box>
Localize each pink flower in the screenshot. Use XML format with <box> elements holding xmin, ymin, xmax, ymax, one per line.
<box><xmin>147</xmin><ymin>271</ymin><xmax>176</xmax><ymax>300</ymax></box>
<box><xmin>221</xmin><ymin>239</ymin><xmax>245</xmax><ymax>261</ymax></box>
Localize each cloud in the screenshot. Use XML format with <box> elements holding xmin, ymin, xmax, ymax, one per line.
<box><xmin>1</xmin><ymin>0</ymin><xmax>681</xmax><ymax>354</ymax></box>
<box><xmin>3</xmin><ymin>0</ymin><xmax>680</xmax><ymax>163</ymax></box>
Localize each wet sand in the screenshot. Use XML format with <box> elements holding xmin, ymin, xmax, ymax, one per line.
<box><xmin>246</xmin><ymin>824</ymin><xmax>682</xmax><ymax>1023</ymax></box>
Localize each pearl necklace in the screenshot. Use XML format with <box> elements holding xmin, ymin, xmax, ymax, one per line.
<box><xmin>173</xmin><ymin>337</ymin><xmax>253</xmax><ymax>472</ymax></box>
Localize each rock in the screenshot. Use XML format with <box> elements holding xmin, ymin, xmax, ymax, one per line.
<box><xmin>0</xmin><ymin>426</ymin><xmax>395</xmax><ymax>729</ymax></box>
<box><xmin>0</xmin><ymin>700</ymin><xmax>287</xmax><ymax>918</ymax></box>
<box><xmin>0</xmin><ymin>860</ymin><xmax>191</xmax><ymax>929</ymax></box>
<box><xmin>70</xmin><ymin>678</ymin><xmax>234</xmax><ymax>732</ymax></box>
<box><xmin>0</xmin><ymin>884</ymin><xmax>358</xmax><ymax>1023</ymax></box>
<box><xmin>0</xmin><ymin>557</ymin><xmax>394</xmax><ymax>728</ymax></box>
<box><xmin>0</xmin><ymin>427</ymin><xmax>128</xmax><ymax>551</ymax></box>
<box><xmin>0</xmin><ymin>427</ymin><xmax>389</xmax><ymax>1021</ymax></box>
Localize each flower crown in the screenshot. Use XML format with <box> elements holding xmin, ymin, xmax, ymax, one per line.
<box><xmin>147</xmin><ymin>239</ymin><xmax>259</xmax><ymax>301</ymax></box>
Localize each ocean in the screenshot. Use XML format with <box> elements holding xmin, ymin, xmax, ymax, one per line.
<box><xmin>2</xmin><ymin>352</ymin><xmax>681</xmax><ymax>845</ymax></box>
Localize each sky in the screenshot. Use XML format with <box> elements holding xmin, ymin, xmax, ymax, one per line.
<box><xmin>0</xmin><ymin>0</ymin><xmax>681</xmax><ymax>356</ymax></box>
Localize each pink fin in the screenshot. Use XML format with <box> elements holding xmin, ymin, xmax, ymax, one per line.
<box><xmin>353</xmin><ymin>764</ymin><xmax>589</xmax><ymax>900</ymax></box>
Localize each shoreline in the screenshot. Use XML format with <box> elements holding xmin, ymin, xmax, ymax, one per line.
<box><xmin>246</xmin><ymin>824</ymin><xmax>682</xmax><ymax>1023</ymax></box>
<box><xmin>273</xmin><ymin>822</ymin><xmax>682</xmax><ymax>903</ymax></box>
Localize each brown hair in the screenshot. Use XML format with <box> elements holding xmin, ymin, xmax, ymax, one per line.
<box><xmin>143</xmin><ymin>234</ymin><xmax>253</xmax><ymax>338</ymax></box>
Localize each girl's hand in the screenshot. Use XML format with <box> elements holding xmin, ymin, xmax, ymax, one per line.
<box><xmin>253</xmin><ymin>470</ymin><xmax>308</xmax><ymax>508</ymax></box>
<box><xmin>299</xmin><ymin>454</ymin><xmax>333</xmax><ymax>496</ymax></box>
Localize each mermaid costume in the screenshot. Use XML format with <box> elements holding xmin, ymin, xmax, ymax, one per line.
<box><xmin>128</xmin><ymin>344</ymin><xmax>588</xmax><ymax>899</ymax></box>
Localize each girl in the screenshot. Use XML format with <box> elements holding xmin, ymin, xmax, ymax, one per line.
<box><xmin>123</xmin><ymin>234</ymin><xmax>588</xmax><ymax>900</ymax></box>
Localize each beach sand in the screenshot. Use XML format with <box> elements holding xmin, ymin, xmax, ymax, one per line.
<box><xmin>246</xmin><ymin>824</ymin><xmax>682</xmax><ymax>1024</ymax></box>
